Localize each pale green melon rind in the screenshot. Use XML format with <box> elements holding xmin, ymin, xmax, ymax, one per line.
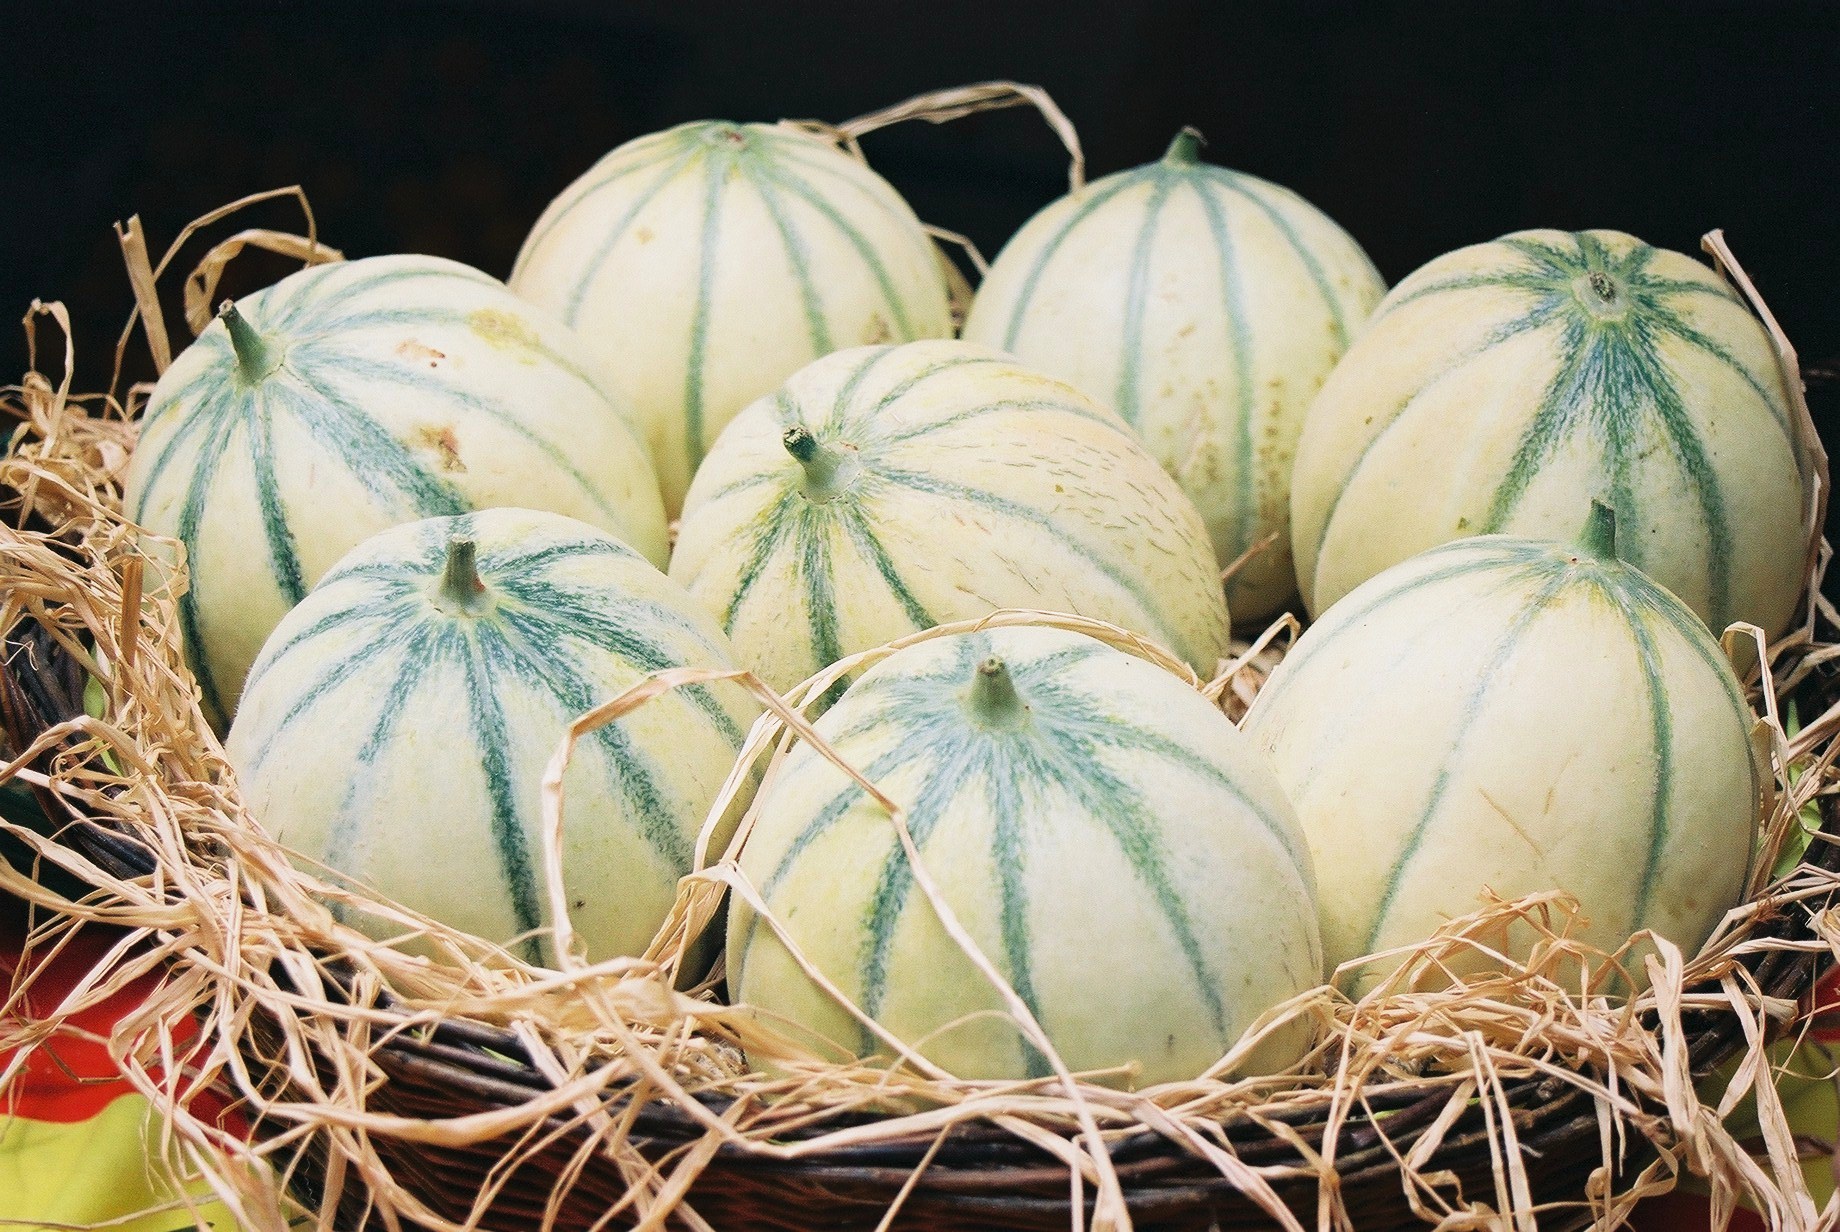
<box><xmin>682</xmin><ymin>154</ymin><xmax>728</xmax><ymax>469</ymax></box>
<box><xmin>513</xmin><ymin>130</ymin><xmax>689</xmax><ymax>273</ymax></box>
<box><xmin>1353</xmin><ymin>565</ymin><xmax>1575</xmax><ymax>956</ymax></box>
<box><xmin>752</xmin><ymin>152</ymin><xmax>924</xmax><ymax>342</ymax></box>
<box><xmin>1112</xmin><ymin>169</ymin><xmax>1181</xmax><ymax>428</ymax></box>
<box><xmin>1189</xmin><ymin>180</ymin><xmax>1260</xmax><ymax>568</ymax></box>
<box><xmin>991</xmin><ymin>159</ymin><xmax>1374</xmax><ymax>365</ymax></box>
<box><xmin>510</xmin><ymin>123</ymin><xmax>953</xmax><ymax>494</ymax></box>
<box><xmin>965</xmin><ymin>149</ymin><xmax>1383</xmax><ymax>621</ymax></box>
<box><xmin>729</xmin><ymin>626</ymin><xmax>1319</xmax><ymax>1083</ymax></box>
<box><xmin>125</xmin><ymin>255</ymin><xmax>667</xmax><ymax>727</ymax></box>
<box><xmin>673</xmin><ymin>342</ymin><xmax>1232</xmax><ymax>692</ymax></box>
<box><xmin>1244</xmin><ymin>532</ymin><xmax>1761</xmax><ymax>983</ymax></box>
<box><xmin>230</xmin><ymin>509</ymin><xmax>750</xmax><ymax>966</ymax></box>
<box><xmin>556</xmin><ymin>146</ymin><xmax>704</xmax><ymax>323</ymax></box>
<box><xmin>991</xmin><ymin>174</ymin><xmax>1145</xmax><ymax>354</ymax></box>
<box><xmin>1293</xmin><ymin>228</ymin><xmax>1803</xmax><ymax>633</ymax></box>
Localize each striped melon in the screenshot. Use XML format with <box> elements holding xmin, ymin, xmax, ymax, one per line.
<box><xmin>1241</xmin><ymin>505</ymin><xmax>1767</xmax><ymax>990</ymax></box>
<box><xmin>669</xmin><ymin>340</ymin><xmax>1232</xmax><ymax>694</ymax></box>
<box><xmin>963</xmin><ymin>130</ymin><xmax>1385</xmax><ymax>622</ymax></box>
<box><xmin>509</xmin><ymin>121</ymin><xmax>955</xmax><ymax>514</ymax></box>
<box><xmin>225</xmin><ymin>508</ymin><xmax>756</xmax><ymax>966</ymax></box>
<box><xmin>1290</xmin><ymin>228</ymin><xmax>1808</xmax><ymax>636</ymax></box>
<box><xmin>728</xmin><ymin>626</ymin><xmax>1321</xmax><ymax>1084</ymax></box>
<box><xmin>123</xmin><ymin>254</ymin><xmax>668</xmax><ymax>729</ymax></box>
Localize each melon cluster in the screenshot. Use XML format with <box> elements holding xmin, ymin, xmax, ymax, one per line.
<box><xmin>123</xmin><ymin>106</ymin><xmax>1805</xmax><ymax>1091</ymax></box>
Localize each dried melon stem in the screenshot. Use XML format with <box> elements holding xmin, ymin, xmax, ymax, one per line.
<box><xmin>433</xmin><ymin>535</ymin><xmax>492</xmax><ymax>616</ymax></box>
<box><xmin>782</xmin><ymin>425</ymin><xmax>860</xmax><ymax>502</ymax></box>
<box><xmin>1579</xmin><ymin>500</ymin><xmax>1619</xmax><ymax>562</ymax></box>
<box><xmin>1162</xmin><ymin>126</ymin><xmax>1206</xmax><ymax>165</ymax></box>
<box><xmin>217</xmin><ymin>299</ymin><xmax>283</xmax><ymax>383</ymax></box>
<box><xmin>968</xmin><ymin>656</ymin><xmax>1028</xmax><ymax>728</ymax></box>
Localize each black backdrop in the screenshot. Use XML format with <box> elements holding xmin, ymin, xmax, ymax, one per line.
<box><xmin>3</xmin><ymin>0</ymin><xmax>1836</xmax><ymax>452</ymax></box>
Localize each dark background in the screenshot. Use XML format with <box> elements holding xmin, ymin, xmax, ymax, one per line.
<box><xmin>3</xmin><ymin>1</ymin><xmax>1836</xmax><ymax>427</ymax></box>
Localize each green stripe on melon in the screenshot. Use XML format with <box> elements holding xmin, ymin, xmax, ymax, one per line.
<box><xmin>1242</xmin><ymin>509</ymin><xmax>1765</xmax><ymax>991</ymax></box>
<box><xmin>963</xmin><ymin>129</ymin><xmax>1385</xmax><ymax>622</ymax></box>
<box><xmin>124</xmin><ymin>254</ymin><xmax>668</xmax><ymax>729</ymax></box>
<box><xmin>728</xmin><ymin>626</ymin><xmax>1320</xmax><ymax>1085</ymax></box>
<box><xmin>1290</xmin><ymin>228</ymin><xmax>1807</xmax><ymax>636</ymax></box>
<box><xmin>669</xmin><ymin>341</ymin><xmax>1232</xmax><ymax>695</ymax></box>
<box><xmin>226</xmin><ymin>508</ymin><xmax>756</xmax><ymax>966</ymax></box>
<box><xmin>510</xmin><ymin>121</ymin><xmax>955</xmax><ymax>514</ymax></box>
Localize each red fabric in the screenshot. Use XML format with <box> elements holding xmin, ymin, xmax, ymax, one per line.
<box><xmin>1804</xmin><ymin>965</ymin><xmax>1840</xmax><ymax>1044</ymax></box>
<box><xmin>1626</xmin><ymin>1191</ymin><xmax>1767</xmax><ymax>1232</ymax></box>
<box><xmin>0</xmin><ymin>893</ymin><xmax>244</xmax><ymax>1132</ymax></box>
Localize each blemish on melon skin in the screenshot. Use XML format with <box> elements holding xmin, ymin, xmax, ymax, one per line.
<box><xmin>417</xmin><ymin>425</ymin><xmax>467</xmax><ymax>473</ymax></box>
<box><xmin>468</xmin><ymin>308</ymin><xmax>543</xmax><ymax>359</ymax></box>
<box><xmin>396</xmin><ymin>340</ymin><xmax>448</xmax><ymax>369</ymax></box>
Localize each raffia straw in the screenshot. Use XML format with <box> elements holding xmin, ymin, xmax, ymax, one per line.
<box><xmin>923</xmin><ymin>223</ymin><xmax>990</xmax><ymax>278</ymax></box>
<box><xmin>1219</xmin><ymin>529</ymin><xmax>1283</xmax><ymax>592</ymax></box>
<box><xmin>780</xmin><ymin>81</ymin><xmax>1084</xmax><ymax>324</ymax></box>
<box><xmin>110</xmin><ymin>185</ymin><xmax>341</xmax><ymax>397</ymax></box>
<box><xmin>114</xmin><ymin>216</ymin><xmax>173</xmax><ymax>376</ymax></box>
<box><xmin>179</xmin><ymin>226</ymin><xmax>345</xmax><ymax>337</ymax></box>
<box><xmin>537</xmin><ymin>610</ymin><xmax>1222</xmax><ymax>1229</ymax></box>
<box><xmin>7</xmin><ymin>408</ymin><xmax>1840</xmax><ymax>1228</ymax></box>
<box><xmin>821</xmin><ymin>80</ymin><xmax>1085</xmax><ymax>193</ymax></box>
<box><xmin>525</xmin><ymin>575</ymin><xmax>1833</xmax><ymax>1230</ymax></box>
<box><xmin>1205</xmin><ymin>613</ymin><xmax>1301</xmax><ymax>718</ymax></box>
<box><xmin>1704</xmin><ymin>229</ymin><xmax>1829</xmax><ymax>637</ymax></box>
<box><xmin>4</xmin><ymin>201</ymin><xmax>1840</xmax><ymax>1230</ymax></box>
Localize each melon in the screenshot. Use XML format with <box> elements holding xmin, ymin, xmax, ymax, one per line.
<box><xmin>509</xmin><ymin>121</ymin><xmax>954</xmax><ymax>513</ymax></box>
<box><xmin>1290</xmin><ymin>228</ymin><xmax>1808</xmax><ymax>636</ymax></box>
<box><xmin>123</xmin><ymin>254</ymin><xmax>668</xmax><ymax>729</ymax></box>
<box><xmin>728</xmin><ymin>625</ymin><xmax>1321</xmax><ymax>1084</ymax></box>
<box><xmin>225</xmin><ymin>508</ymin><xmax>756</xmax><ymax>966</ymax></box>
<box><xmin>669</xmin><ymin>340</ymin><xmax>1232</xmax><ymax>694</ymax></box>
<box><xmin>963</xmin><ymin>130</ymin><xmax>1385</xmax><ymax>621</ymax></box>
<box><xmin>1241</xmin><ymin>505</ymin><xmax>1767</xmax><ymax>989</ymax></box>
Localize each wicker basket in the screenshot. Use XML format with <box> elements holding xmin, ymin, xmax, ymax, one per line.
<box><xmin>3</xmin><ymin>395</ymin><xmax>1837</xmax><ymax>1232</ymax></box>
<box><xmin>2</xmin><ymin>212</ymin><xmax>1837</xmax><ymax>1229</ymax></box>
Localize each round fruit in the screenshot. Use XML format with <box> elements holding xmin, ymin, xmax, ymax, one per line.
<box><xmin>1241</xmin><ymin>505</ymin><xmax>1767</xmax><ymax>989</ymax></box>
<box><xmin>728</xmin><ymin>625</ymin><xmax>1321</xmax><ymax>1085</ymax></box>
<box><xmin>509</xmin><ymin>121</ymin><xmax>954</xmax><ymax>513</ymax></box>
<box><xmin>670</xmin><ymin>340</ymin><xmax>1232</xmax><ymax>693</ymax></box>
<box><xmin>124</xmin><ymin>254</ymin><xmax>668</xmax><ymax>728</ymax></box>
<box><xmin>226</xmin><ymin>508</ymin><xmax>756</xmax><ymax>966</ymax></box>
<box><xmin>1290</xmin><ymin>228</ymin><xmax>1808</xmax><ymax>636</ymax></box>
<box><xmin>964</xmin><ymin>130</ymin><xmax>1384</xmax><ymax>622</ymax></box>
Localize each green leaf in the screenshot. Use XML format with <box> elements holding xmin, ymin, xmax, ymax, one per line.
<box><xmin>1774</xmin><ymin>698</ymin><xmax>1823</xmax><ymax>880</ymax></box>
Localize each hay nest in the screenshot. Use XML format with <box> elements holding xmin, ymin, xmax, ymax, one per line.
<box><xmin>4</xmin><ymin>129</ymin><xmax>1840</xmax><ymax>1232</ymax></box>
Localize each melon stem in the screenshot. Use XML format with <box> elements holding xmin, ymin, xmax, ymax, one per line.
<box><xmin>437</xmin><ymin>535</ymin><xmax>490</xmax><ymax>614</ymax></box>
<box><xmin>1579</xmin><ymin>500</ymin><xmax>1619</xmax><ymax>562</ymax></box>
<box><xmin>1163</xmin><ymin>127</ymin><xmax>1206</xmax><ymax>165</ymax></box>
<box><xmin>218</xmin><ymin>300</ymin><xmax>283</xmax><ymax>383</ymax></box>
<box><xmin>782</xmin><ymin>425</ymin><xmax>857</xmax><ymax>500</ymax></box>
<box><xmin>969</xmin><ymin>657</ymin><xmax>1027</xmax><ymax>728</ymax></box>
